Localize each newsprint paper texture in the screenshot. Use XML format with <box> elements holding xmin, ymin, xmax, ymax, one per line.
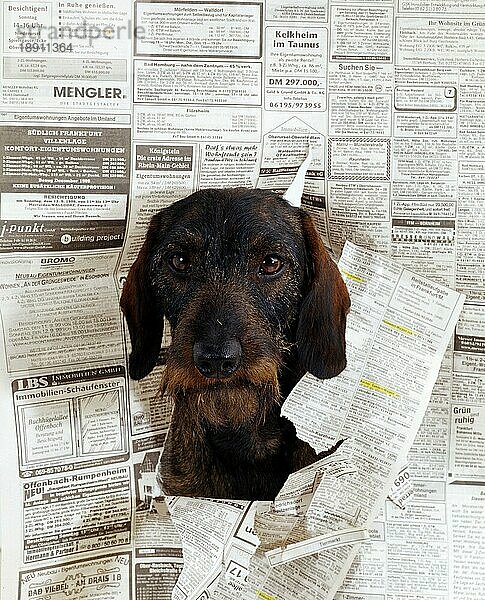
<box><xmin>0</xmin><ymin>1</ymin><xmax>484</xmax><ymax>599</ymax></box>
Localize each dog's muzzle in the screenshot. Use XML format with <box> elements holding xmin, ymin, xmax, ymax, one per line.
<box><xmin>193</xmin><ymin>339</ymin><xmax>242</xmax><ymax>379</ymax></box>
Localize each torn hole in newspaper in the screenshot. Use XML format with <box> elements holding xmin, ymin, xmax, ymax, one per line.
<box><xmin>146</xmin><ymin>150</ymin><xmax>464</xmax><ymax>598</ymax></box>
<box><xmin>148</xmin><ymin>157</ymin><xmax>356</xmax><ymax>597</ymax></box>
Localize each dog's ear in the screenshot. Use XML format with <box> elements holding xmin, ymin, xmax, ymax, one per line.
<box><xmin>120</xmin><ymin>213</ymin><xmax>164</xmax><ymax>380</ymax></box>
<box><xmin>296</xmin><ymin>212</ymin><xmax>350</xmax><ymax>379</ymax></box>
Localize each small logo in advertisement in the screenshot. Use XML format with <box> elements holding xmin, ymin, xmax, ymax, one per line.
<box><xmin>0</xmin><ymin>221</ymin><xmax>45</xmax><ymax>237</ymax></box>
<box><xmin>53</xmin><ymin>86</ymin><xmax>123</xmax><ymax>99</ymax></box>
<box><xmin>15</xmin><ymin>377</ymin><xmax>49</xmax><ymax>391</ymax></box>
<box><xmin>41</xmin><ymin>256</ymin><xmax>76</xmax><ymax>264</ymax></box>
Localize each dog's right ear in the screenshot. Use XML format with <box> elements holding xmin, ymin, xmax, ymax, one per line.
<box><xmin>120</xmin><ymin>212</ymin><xmax>164</xmax><ymax>380</ymax></box>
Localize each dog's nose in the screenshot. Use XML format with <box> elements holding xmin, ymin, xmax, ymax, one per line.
<box><xmin>193</xmin><ymin>340</ymin><xmax>242</xmax><ymax>379</ymax></box>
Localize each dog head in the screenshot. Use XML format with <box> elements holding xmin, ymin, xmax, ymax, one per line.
<box><xmin>121</xmin><ymin>188</ymin><xmax>350</xmax><ymax>421</ymax></box>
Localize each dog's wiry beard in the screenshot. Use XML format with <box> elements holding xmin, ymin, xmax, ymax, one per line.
<box><xmin>160</xmin><ymin>357</ymin><xmax>282</xmax><ymax>427</ymax></box>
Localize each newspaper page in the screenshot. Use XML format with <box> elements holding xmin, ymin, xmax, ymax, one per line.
<box><xmin>1</xmin><ymin>0</ymin><xmax>484</xmax><ymax>599</ymax></box>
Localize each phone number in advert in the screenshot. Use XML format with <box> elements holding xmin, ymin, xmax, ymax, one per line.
<box><xmin>267</xmin><ymin>101</ymin><xmax>322</xmax><ymax>109</ymax></box>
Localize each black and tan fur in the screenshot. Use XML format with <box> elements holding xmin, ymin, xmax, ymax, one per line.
<box><xmin>120</xmin><ymin>188</ymin><xmax>350</xmax><ymax>500</ymax></box>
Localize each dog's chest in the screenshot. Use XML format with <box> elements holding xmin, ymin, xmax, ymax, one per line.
<box><xmin>202</xmin><ymin>420</ymin><xmax>295</xmax><ymax>498</ymax></box>
<box><xmin>205</xmin><ymin>422</ymin><xmax>283</xmax><ymax>462</ymax></box>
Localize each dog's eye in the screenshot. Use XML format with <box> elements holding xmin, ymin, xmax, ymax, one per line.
<box><xmin>169</xmin><ymin>252</ymin><xmax>190</xmax><ymax>273</ymax></box>
<box><xmin>259</xmin><ymin>255</ymin><xmax>284</xmax><ymax>276</ymax></box>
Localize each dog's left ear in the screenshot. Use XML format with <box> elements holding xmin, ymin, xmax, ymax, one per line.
<box><xmin>120</xmin><ymin>212</ymin><xmax>164</xmax><ymax>380</ymax></box>
<box><xmin>296</xmin><ymin>212</ymin><xmax>351</xmax><ymax>379</ymax></box>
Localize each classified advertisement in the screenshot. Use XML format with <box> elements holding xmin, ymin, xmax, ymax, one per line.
<box><xmin>12</xmin><ymin>366</ymin><xmax>128</xmax><ymax>479</ymax></box>
<box><xmin>0</xmin><ymin>252</ymin><xmax>123</xmax><ymax>372</ymax></box>
<box><xmin>0</xmin><ymin>1</ymin><xmax>485</xmax><ymax>600</ymax></box>
<box><xmin>1</xmin><ymin>0</ymin><xmax>131</xmax><ymax>110</ymax></box>
<box><xmin>18</xmin><ymin>553</ymin><xmax>132</xmax><ymax>600</ymax></box>
<box><xmin>0</xmin><ymin>125</ymin><xmax>130</xmax><ymax>252</ymax></box>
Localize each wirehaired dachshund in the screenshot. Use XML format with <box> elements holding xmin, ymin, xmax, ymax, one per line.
<box><xmin>121</xmin><ymin>188</ymin><xmax>350</xmax><ymax>500</ymax></box>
